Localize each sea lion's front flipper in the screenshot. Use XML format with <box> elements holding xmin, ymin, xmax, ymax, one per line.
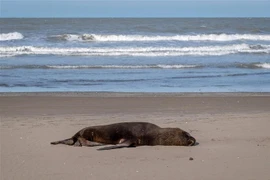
<box><xmin>76</xmin><ymin>137</ymin><xmax>104</xmax><ymax>147</ymax></box>
<box><xmin>97</xmin><ymin>139</ymin><xmax>136</xmax><ymax>151</ymax></box>
<box><xmin>83</xmin><ymin>140</ymin><xmax>105</xmax><ymax>147</ymax></box>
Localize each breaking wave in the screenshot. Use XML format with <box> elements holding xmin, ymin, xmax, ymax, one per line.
<box><xmin>238</xmin><ymin>63</ymin><xmax>270</xmax><ymax>69</ymax></box>
<box><xmin>48</xmin><ymin>34</ymin><xmax>95</xmax><ymax>41</ymax></box>
<box><xmin>1</xmin><ymin>44</ymin><xmax>269</xmax><ymax>57</ymax></box>
<box><xmin>254</xmin><ymin>63</ymin><xmax>270</xmax><ymax>69</ymax></box>
<box><xmin>2</xmin><ymin>63</ymin><xmax>269</xmax><ymax>70</ymax></box>
<box><xmin>48</xmin><ymin>33</ymin><xmax>270</xmax><ymax>42</ymax></box>
<box><xmin>0</xmin><ymin>64</ymin><xmax>200</xmax><ymax>70</ymax></box>
<box><xmin>0</xmin><ymin>32</ymin><xmax>24</xmax><ymax>41</ymax></box>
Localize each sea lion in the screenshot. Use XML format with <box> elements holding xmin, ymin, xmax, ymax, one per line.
<box><xmin>51</xmin><ymin>122</ymin><xmax>196</xmax><ymax>150</ymax></box>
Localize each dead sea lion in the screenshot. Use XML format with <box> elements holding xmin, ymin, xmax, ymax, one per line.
<box><xmin>51</xmin><ymin>122</ymin><xmax>196</xmax><ymax>150</ymax></box>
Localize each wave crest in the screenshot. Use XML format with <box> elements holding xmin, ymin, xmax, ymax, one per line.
<box><xmin>49</xmin><ymin>34</ymin><xmax>95</xmax><ymax>41</ymax></box>
<box><xmin>238</xmin><ymin>63</ymin><xmax>270</xmax><ymax>69</ymax></box>
<box><xmin>1</xmin><ymin>44</ymin><xmax>269</xmax><ymax>57</ymax></box>
<box><xmin>49</xmin><ymin>33</ymin><xmax>270</xmax><ymax>42</ymax></box>
<box><xmin>0</xmin><ymin>64</ymin><xmax>200</xmax><ymax>70</ymax></box>
<box><xmin>254</xmin><ymin>63</ymin><xmax>270</xmax><ymax>69</ymax></box>
<box><xmin>0</xmin><ymin>32</ymin><xmax>24</xmax><ymax>41</ymax></box>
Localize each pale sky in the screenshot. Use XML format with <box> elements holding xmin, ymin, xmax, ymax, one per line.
<box><xmin>1</xmin><ymin>0</ymin><xmax>270</xmax><ymax>18</ymax></box>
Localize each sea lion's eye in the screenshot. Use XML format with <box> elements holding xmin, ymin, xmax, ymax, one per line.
<box><xmin>183</xmin><ymin>132</ymin><xmax>191</xmax><ymax>138</ymax></box>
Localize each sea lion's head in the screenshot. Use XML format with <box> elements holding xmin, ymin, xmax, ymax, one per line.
<box><xmin>179</xmin><ymin>131</ymin><xmax>196</xmax><ymax>146</ymax></box>
<box><xmin>160</xmin><ymin>128</ymin><xmax>196</xmax><ymax>146</ymax></box>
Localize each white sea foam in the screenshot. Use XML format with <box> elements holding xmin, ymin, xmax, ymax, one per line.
<box><xmin>0</xmin><ymin>32</ymin><xmax>24</xmax><ymax>41</ymax></box>
<box><xmin>155</xmin><ymin>64</ymin><xmax>198</xmax><ymax>69</ymax></box>
<box><xmin>255</xmin><ymin>63</ymin><xmax>270</xmax><ymax>69</ymax></box>
<box><xmin>47</xmin><ymin>64</ymin><xmax>199</xmax><ymax>69</ymax></box>
<box><xmin>0</xmin><ymin>44</ymin><xmax>269</xmax><ymax>57</ymax></box>
<box><xmin>94</xmin><ymin>34</ymin><xmax>270</xmax><ymax>42</ymax></box>
<box><xmin>0</xmin><ymin>54</ymin><xmax>17</xmax><ymax>58</ymax></box>
<box><xmin>51</xmin><ymin>33</ymin><xmax>270</xmax><ymax>42</ymax></box>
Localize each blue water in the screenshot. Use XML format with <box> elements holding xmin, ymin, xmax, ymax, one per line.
<box><xmin>0</xmin><ymin>18</ymin><xmax>270</xmax><ymax>92</ymax></box>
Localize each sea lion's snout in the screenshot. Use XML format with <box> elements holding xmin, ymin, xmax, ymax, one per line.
<box><xmin>188</xmin><ymin>136</ymin><xmax>196</xmax><ymax>146</ymax></box>
<box><xmin>181</xmin><ymin>131</ymin><xmax>196</xmax><ymax>146</ymax></box>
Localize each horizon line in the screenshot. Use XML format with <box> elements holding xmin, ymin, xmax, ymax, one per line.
<box><xmin>1</xmin><ymin>16</ymin><xmax>269</xmax><ymax>18</ymax></box>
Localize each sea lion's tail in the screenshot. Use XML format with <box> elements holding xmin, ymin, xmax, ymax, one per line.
<box><xmin>50</xmin><ymin>137</ymin><xmax>75</xmax><ymax>145</ymax></box>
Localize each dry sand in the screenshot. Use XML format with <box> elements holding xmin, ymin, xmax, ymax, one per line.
<box><xmin>1</xmin><ymin>93</ymin><xmax>270</xmax><ymax>180</ymax></box>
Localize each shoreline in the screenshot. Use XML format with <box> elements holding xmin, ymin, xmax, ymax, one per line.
<box><xmin>1</xmin><ymin>91</ymin><xmax>270</xmax><ymax>97</ymax></box>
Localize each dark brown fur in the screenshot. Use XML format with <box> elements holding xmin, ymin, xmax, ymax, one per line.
<box><xmin>51</xmin><ymin>122</ymin><xmax>196</xmax><ymax>150</ymax></box>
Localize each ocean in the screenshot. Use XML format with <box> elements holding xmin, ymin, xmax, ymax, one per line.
<box><xmin>0</xmin><ymin>18</ymin><xmax>270</xmax><ymax>92</ymax></box>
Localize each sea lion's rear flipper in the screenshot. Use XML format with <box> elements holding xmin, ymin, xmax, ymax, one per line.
<box><xmin>50</xmin><ymin>138</ymin><xmax>75</xmax><ymax>145</ymax></box>
<box><xmin>97</xmin><ymin>139</ymin><xmax>136</xmax><ymax>151</ymax></box>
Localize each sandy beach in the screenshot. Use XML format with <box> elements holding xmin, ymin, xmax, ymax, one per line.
<box><xmin>1</xmin><ymin>92</ymin><xmax>270</xmax><ymax>180</ymax></box>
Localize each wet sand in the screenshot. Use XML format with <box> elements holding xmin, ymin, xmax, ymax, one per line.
<box><xmin>1</xmin><ymin>93</ymin><xmax>270</xmax><ymax>180</ymax></box>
